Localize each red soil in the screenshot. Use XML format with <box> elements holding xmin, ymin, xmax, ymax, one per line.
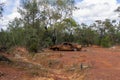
<box><xmin>1</xmin><ymin>46</ymin><xmax>120</xmax><ymax>80</ymax></box>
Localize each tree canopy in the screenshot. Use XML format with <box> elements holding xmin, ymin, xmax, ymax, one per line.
<box><xmin>0</xmin><ymin>0</ymin><xmax>120</xmax><ymax>52</ymax></box>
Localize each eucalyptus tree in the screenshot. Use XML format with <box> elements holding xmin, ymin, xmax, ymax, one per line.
<box><xmin>39</xmin><ymin>0</ymin><xmax>76</xmax><ymax>44</ymax></box>
<box><xmin>94</xmin><ymin>19</ymin><xmax>117</xmax><ymax>47</ymax></box>
<box><xmin>0</xmin><ymin>3</ymin><xmax>3</xmax><ymax>17</ymax></box>
<box><xmin>74</xmin><ymin>23</ymin><xmax>97</xmax><ymax>46</ymax></box>
<box><xmin>7</xmin><ymin>0</ymin><xmax>77</xmax><ymax>52</ymax></box>
<box><xmin>18</xmin><ymin>0</ymin><xmax>44</xmax><ymax>51</ymax></box>
<box><xmin>0</xmin><ymin>3</ymin><xmax>4</xmax><ymax>47</ymax></box>
<box><xmin>115</xmin><ymin>6</ymin><xmax>120</xmax><ymax>17</ymax></box>
<box><xmin>7</xmin><ymin>18</ymin><xmax>24</xmax><ymax>46</ymax></box>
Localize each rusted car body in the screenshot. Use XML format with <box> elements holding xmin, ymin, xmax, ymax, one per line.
<box><xmin>50</xmin><ymin>42</ymin><xmax>82</xmax><ymax>51</ymax></box>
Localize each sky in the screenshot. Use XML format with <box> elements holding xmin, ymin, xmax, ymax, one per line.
<box><xmin>0</xmin><ymin>0</ymin><xmax>120</xmax><ymax>29</ymax></box>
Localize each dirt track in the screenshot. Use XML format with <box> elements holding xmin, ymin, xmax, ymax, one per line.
<box><xmin>42</xmin><ymin>46</ymin><xmax>120</xmax><ymax>80</ymax></box>
<box><xmin>0</xmin><ymin>46</ymin><xmax>120</xmax><ymax>80</ymax></box>
<box><xmin>85</xmin><ymin>47</ymin><xmax>120</xmax><ymax>80</ymax></box>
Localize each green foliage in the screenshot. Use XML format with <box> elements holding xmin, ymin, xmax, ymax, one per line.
<box><xmin>26</xmin><ymin>35</ymin><xmax>39</xmax><ymax>52</ymax></box>
<box><xmin>100</xmin><ymin>36</ymin><xmax>112</xmax><ymax>47</ymax></box>
<box><xmin>1</xmin><ymin>0</ymin><xmax>120</xmax><ymax>54</ymax></box>
<box><xmin>0</xmin><ymin>3</ymin><xmax>3</xmax><ymax>17</ymax></box>
<box><xmin>115</xmin><ymin>6</ymin><xmax>120</xmax><ymax>17</ymax></box>
<box><xmin>75</xmin><ymin>26</ymin><xmax>97</xmax><ymax>46</ymax></box>
<box><xmin>63</xmin><ymin>18</ymin><xmax>77</xmax><ymax>27</ymax></box>
<box><xmin>115</xmin><ymin>31</ymin><xmax>120</xmax><ymax>44</ymax></box>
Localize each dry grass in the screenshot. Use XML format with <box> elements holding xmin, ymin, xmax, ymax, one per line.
<box><xmin>2</xmin><ymin>47</ymin><xmax>89</xmax><ymax>80</ymax></box>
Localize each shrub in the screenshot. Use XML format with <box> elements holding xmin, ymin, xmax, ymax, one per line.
<box><xmin>101</xmin><ymin>36</ymin><xmax>112</xmax><ymax>47</ymax></box>
<box><xmin>26</xmin><ymin>35</ymin><xmax>39</xmax><ymax>53</ymax></box>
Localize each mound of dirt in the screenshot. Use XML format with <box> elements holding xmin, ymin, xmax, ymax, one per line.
<box><xmin>9</xmin><ymin>47</ymin><xmax>29</xmax><ymax>58</ymax></box>
<box><xmin>14</xmin><ymin>47</ymin><xmax>28</xmax><ymax>55</ymax></box>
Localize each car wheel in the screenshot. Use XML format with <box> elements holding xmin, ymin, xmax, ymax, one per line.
<box><xmin>55</xmin><ymin>48</ymin><xmax>59</xmax><ymax>51</ymax></box>
<box><xmin>73</xmin><ymin>48</ymin><xmax>77</xmax><ymax>51</ymax></box>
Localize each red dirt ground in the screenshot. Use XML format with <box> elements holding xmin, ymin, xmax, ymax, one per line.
<box><xmin>0</xmin><ymin>46</ymin><xmax>120</xmax><ymax>80</ymax></box>
<box><xmin>85</xmin><ymin>47</ymin><xmax>120</xmax><ymax>80</ymax></box>
<box><xmin>47</xmin><ymin>46</ymin><xmax>120</xmax><ymax>80</ymax></box>
<box><xmin>0</xmin><ymin>64</ymin><xmax>30</xmax><ymax>80</ymax></box>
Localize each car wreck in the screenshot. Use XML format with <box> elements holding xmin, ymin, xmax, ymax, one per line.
<box><xmin>50</xmin><ymin>42</ymin><xmax>82</xmax><ymax>51</ymax></box>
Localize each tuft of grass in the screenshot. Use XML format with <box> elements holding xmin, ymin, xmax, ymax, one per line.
<box><xmin>64</xmin><ymin>63</ymin><xmax>91</xmax><ymax>73</ymax></box>
<box><xmin>48</xmin><ymin>59</ymin><xmax>61</xmax><ymax>68</ymax></box>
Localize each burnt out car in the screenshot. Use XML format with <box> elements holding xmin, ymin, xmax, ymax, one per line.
<box><xmin>50</xmin><ymin>42</ymin><xmax>82</xmax><ymax>51</ymax></box>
